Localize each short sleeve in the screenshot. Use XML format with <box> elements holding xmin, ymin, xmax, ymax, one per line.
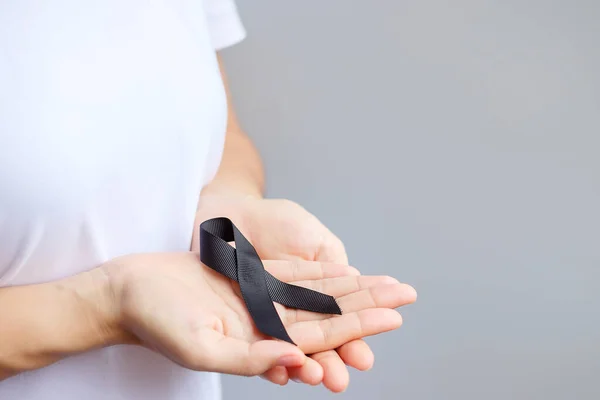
<box><xmin>202</xmin><ymin>0</ymin><xmax>247</xmax><ymax>51</ymax></box>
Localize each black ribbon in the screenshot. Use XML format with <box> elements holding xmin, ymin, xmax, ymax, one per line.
<box><xmin>199</xmin><ymin>217</ymin><xmax>342</xmax><ymax>345</ymax></box>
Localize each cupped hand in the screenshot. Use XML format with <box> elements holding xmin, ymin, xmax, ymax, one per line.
<box><xmin>193</xmin><ymin>196</ymin><xmax>417</xmax><ymax>391</ymax></box>
<box><xmin>102</xmin><ymin>252</ymin><xmax>416</xmax><ymax>379</ymax></box>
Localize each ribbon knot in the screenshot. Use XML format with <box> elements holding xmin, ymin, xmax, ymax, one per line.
<box><xmin>199</xmin><ymin>217</ymin><xmax>342</xmax><ymax>345</ymax></box>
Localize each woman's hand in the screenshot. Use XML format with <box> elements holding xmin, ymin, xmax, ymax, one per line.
<box><xmin>192</xmin><ymin>196</ymin><xmax>417</xmax><ymax>391</ymax></box>
<box><xmin>193</xmin><ymin>196</ymin><xmax>348</xmax><ymax>263</ymax></box>
<box><xmin>102</xmin><ymin>252</ymin><xmax>416</xmax><ymax>378</ymax></box>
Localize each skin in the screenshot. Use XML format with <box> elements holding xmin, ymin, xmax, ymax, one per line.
<box><xmin>0</xmin><ymin>53</ymin><xmax>417</xmax><ymax>391</ymax></box>
<box><xmin>191</xmin><ymin>55</ymin><xmax>418</xmax><ymax>391</ymax></box>
<box><xmin>0</xmin><ymin>252</ymin><xmax>416</xmax><ymax>381</ymax></box>
<box><xmin>192</xmin><ymin>196</ymin><xmax>376</xmax><ymax>391</ymax></box>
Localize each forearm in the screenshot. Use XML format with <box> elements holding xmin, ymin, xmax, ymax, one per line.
<box><xmin>0</xmin><ymin>269</ymin><xmax>127</xmax><ymax>380</ymax></box>
<box><xmin>201</xmin><ymin>54</ymin><xmax>265</xmax><ymax>199</ymax></box>
<box><xmin>201</xmin><ymin>129</ymin><xmax>264</xmax><ymax>198</ymax></box>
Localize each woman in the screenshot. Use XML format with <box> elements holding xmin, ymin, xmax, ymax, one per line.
<box><xmin>0</xmin><ymin>1</ymin><xmax>417</xmax><ymax>399</ymax></box>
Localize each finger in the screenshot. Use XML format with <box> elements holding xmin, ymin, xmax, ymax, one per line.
<box><xmin>337</xmin><ymin>340</ymin><xmax>374</xmax><ymax>371</ymax></box>
<box><xmin>289</xmin><ymin>308</ymin><xmax>403</xmax><ymax>354</ymax></box>
<box><xmin>336</xmin><ymin>283</ymin><xmax>416</xmax><ymax>316</ymax></box>
<box><xmin>196</xmin><ymin>329</ymin><xmax>306</xmax><ymax>376</ymax></box>
<box><xmin>282</xmin><ymin>283</ymin><xmax>416</xmax><ymax>324</ymax></box>
<box><xmin>265</xmin><ymin>259</ymin><xmax>359</xmax><ymax>283</ymax></box>
<box><xmin>291</xmin><ymin>275</ymin><xmax>399</xmax><ymax>297</ymax></box>
<box><xmin>260</xmin><ymin>366</ymin><xmax>290</xmax><ymax>386</ymax></box>
<box><xmin>286</xmin><ymin>357</ymin><xmax>323</xmax><ymax>386</ymax></box>
<box><xmin>310</xmin><ymin>350</ymin><xmax>350</xmax><ymax>393</ymax></box>
<box><xmin>290</xmin><ymin>273</ymin><xmax>381</xmax><ymax>375</ymax></box>
<box><xmin>316</xmin><ymin>234</ymin><xmax>349</xmax><ymax>265</ymax></box>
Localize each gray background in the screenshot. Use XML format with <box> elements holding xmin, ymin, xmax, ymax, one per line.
<box><xmin>219</xmin><ymin>1</ymin><xmax>600</xmax><ymax>399</ymax></box>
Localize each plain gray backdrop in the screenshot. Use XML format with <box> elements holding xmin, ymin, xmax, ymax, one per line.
<box><xmin>219</xmin><ymin>1</ymin><xmax>599</xmax><ymax>399</ymax></box>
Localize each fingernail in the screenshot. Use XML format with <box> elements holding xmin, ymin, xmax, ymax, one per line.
<box><xmin>290</xmin><ymin>378</ymin><xmax>301</xmax><ymax>383</ymax></box>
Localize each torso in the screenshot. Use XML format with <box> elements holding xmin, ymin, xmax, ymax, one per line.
<box><xmin>0</xmin><ymin>1</ymin><xmax>226</xmax><ymax>398</ymax></box>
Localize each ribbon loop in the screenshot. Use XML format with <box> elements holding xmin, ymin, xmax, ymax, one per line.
<box><xmin>199</xmin><ymin>217</ymin><xmax>342</xmax><ymax>345</ymax></box>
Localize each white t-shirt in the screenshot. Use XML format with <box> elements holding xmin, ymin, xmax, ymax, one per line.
<box><xmin>0</xmin><ymin>1</ymin><xmax>246</xmax><ymax>399</ymax></box>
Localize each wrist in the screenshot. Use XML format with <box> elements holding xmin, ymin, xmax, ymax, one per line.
<box><xmin>60</xmin><ymin>267</ymin><xmax>137</xmax><ymax>348</ymax></box>
<box><xmin>0</xmin><ymin>267</ymin><xmax>136</xmax><ymax>380</ymax></box>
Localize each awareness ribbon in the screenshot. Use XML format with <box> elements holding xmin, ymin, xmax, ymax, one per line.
<box><xmin>199</xmin><ymin>217</ymin><xmax>342</xmax><ymax>345</ymax></box>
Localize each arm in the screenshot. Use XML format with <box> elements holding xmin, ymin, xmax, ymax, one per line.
<box><xmin>2</xmin><ymin>56</ymin><xmax>265</xmax><ymax>382</ymax></box>
<box><xmin>200</xmin><ymin>54</ymin><xmax>265</xmax><ymax>199</ymax></box>
<box><xmin>0</xmin><ymin>270</ymin><xmax>128</xmax><ymax>380</ymax></box>
<box><xmin>192</xmin><ymin>54</ymin><xmax>371</xmax><ymax>393</ymax></box>
<box><xmin>0</xmin><ymin>57</ymin><xmax>261</xmax><ymax>381</ymax></box>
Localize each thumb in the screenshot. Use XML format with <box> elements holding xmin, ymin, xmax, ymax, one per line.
<box><xmin>316</xmin><ymin>233</ymin><xmax>349</xmax><ymax>265</ymax></box>
<box><xmin>201</xmin><ymin>330</ymin><xmax>306</xmax><ymax>376</ymax></box>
